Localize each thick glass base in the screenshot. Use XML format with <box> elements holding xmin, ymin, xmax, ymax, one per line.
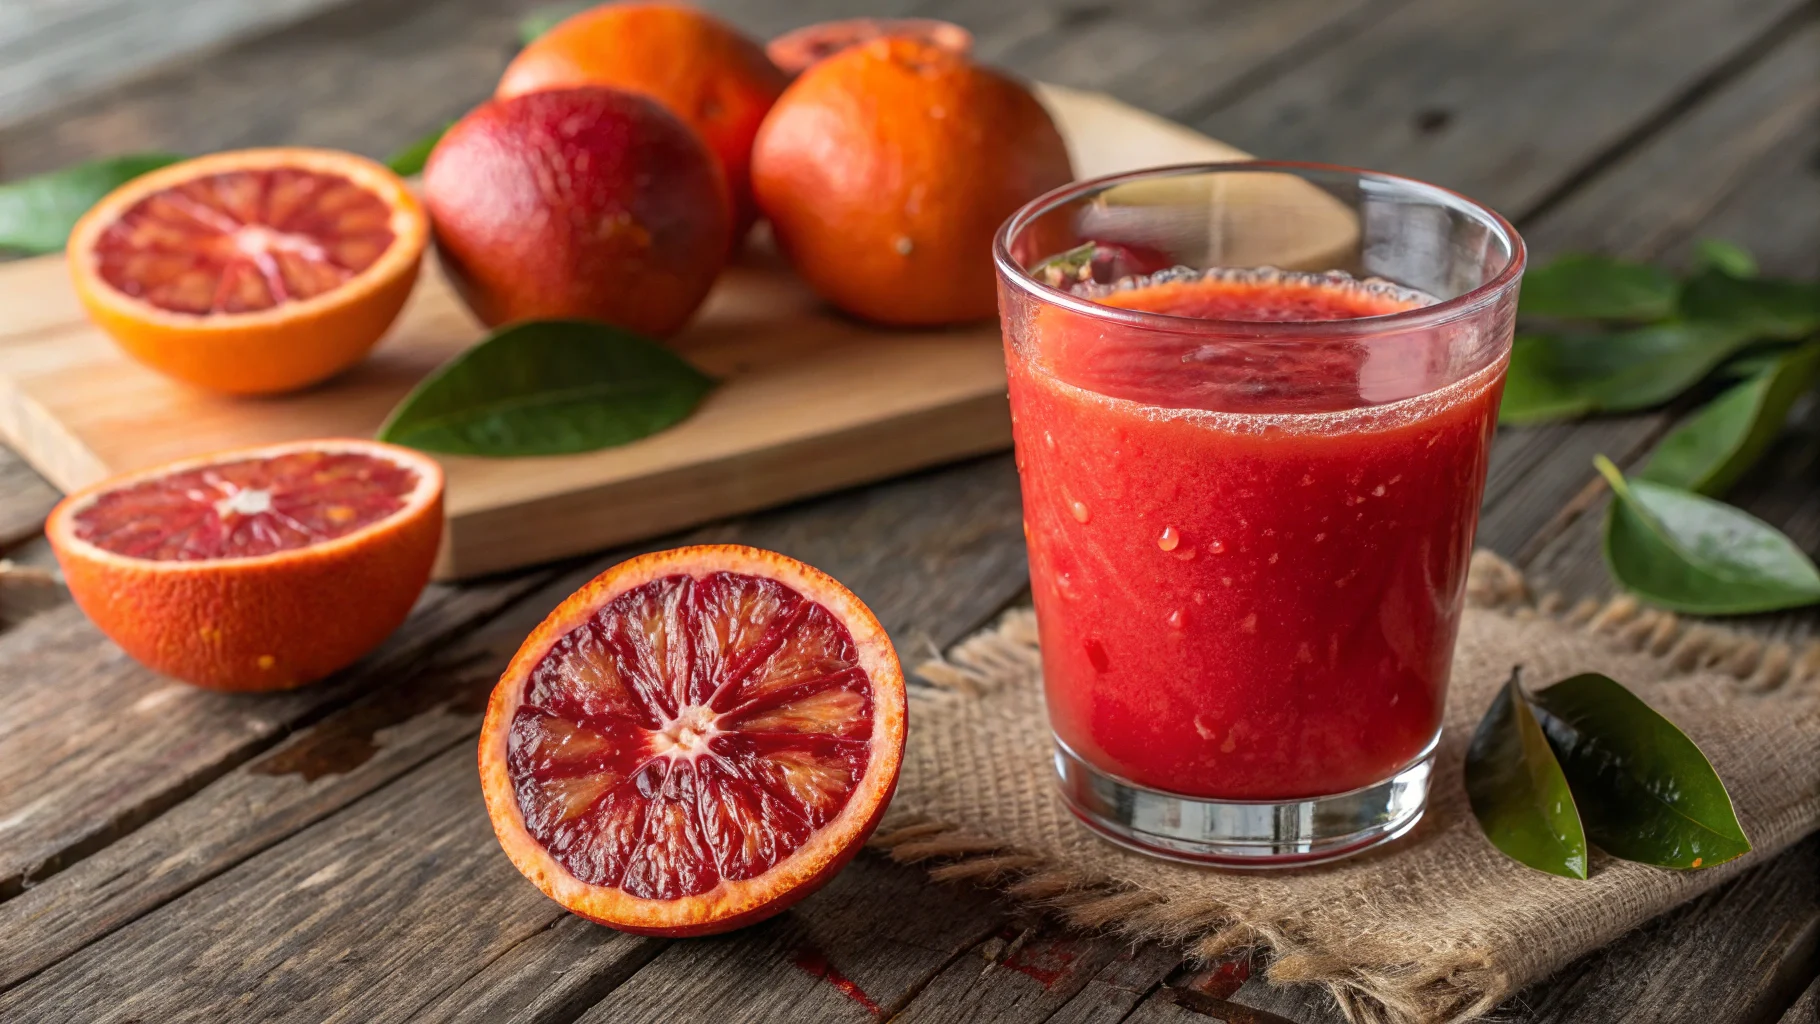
<box><xmin>1053</xmin><ymin>735</ymin><xmax>1436</xmax><ymax>868</ymax></box>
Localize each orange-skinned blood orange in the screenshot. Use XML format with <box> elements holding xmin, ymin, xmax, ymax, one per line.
<box><xmin>751</xmin><ymin>39</ymin><xmax>1074</xmax><ymax>326</ymax></box>
<box><xmin>67</xmin><ymin>149</ymin><xmax>427</xmax><ymax>395</ymax></box>
<box><xmin>46</xmin><ymin>439</ymin><xmax>444</xmax><ymax>691</ymax></box>
<box><xmin>478</xmin><ymin>545</ymin><xmax>906</xmax><ymax>936</ymax></box>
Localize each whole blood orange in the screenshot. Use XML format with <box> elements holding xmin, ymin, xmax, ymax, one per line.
<box><xmin>67</xmin><ymin>149</ymin><xmax>426</xmax><ymax>395</ymax></box>
<box><xmin>478</xmin><ymin>545</ymin><xmax>906</xmax><ymax>936</ymax></box>
<box><xmin>424</xmin><ymin>87</ymin><xmax>731</xmax><ymax>336</ymax></box>
<box><xmin>497</xmin><ymin>2</ymin><xmax>787</xmax><ymax>233</ymax></box>
<box><xmin>766</xmin><ymin>18</ymin><xmax>972</xmax><ymax>76</ymax></box>
<box><xmin>46</xmin><ymin>439</ymin><xmax>443</xmax><ymax>692</ymax></box>
<box><xmin>751</xmin><ymin>39</ymin><xmax>1074</xmax><ymax>326</ymax></box>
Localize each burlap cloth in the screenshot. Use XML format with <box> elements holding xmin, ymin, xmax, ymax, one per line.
<box><xmin>877</xmin><ymin>551</ymin><xmax>1820</xmax><ymax>1023</ymax></box>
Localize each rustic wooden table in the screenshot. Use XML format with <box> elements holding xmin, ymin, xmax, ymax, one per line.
<box><xmin>1</xmin><ymin>1</ymin><xmax>1817</xmax><ymax>1021</ymax></box>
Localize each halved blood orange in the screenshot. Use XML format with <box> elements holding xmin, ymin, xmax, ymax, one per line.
<box><xmin>766</xmin><ymin>18</ymin><xmax>973</xmax><ymax>76</ymax></box>
<box><xmin>67</xmin><ymin>148</ymin><xmax>427</xmax><ymax>395</ymax></box>
<box><xmin>46</xmin><ymin>439</ymin><xmax>443</xmax><ymax>691</ymax></box>
<box><xmin>478</xmin><ymin>545</ymin><xmax>907</xmax><ymax>936</ymax></box>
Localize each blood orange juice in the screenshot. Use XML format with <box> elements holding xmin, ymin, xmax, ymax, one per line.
<box><xmin>996</xmin><ymin>163</ymin><xmax>1524</xmax><ymax>865</ymax></box>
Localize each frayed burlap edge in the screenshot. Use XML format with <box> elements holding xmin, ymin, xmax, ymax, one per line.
<box><xmin>873</xmin><ymin>550</ymin><xmax>1820</xmax><ymax>1024</ymax></box>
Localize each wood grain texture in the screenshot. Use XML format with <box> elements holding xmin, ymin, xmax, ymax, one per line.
<box><xmin>888</xmin><ymin>921</ymin><xmax>1132</xmax><ymax>1024</ymax></box>
<box><xmin>1194</xmin><ymin>0</ymin><xmax>1807</xmax><ymax>216</ymax></box>
<box><xmin>0</xmin><ymin>445</ymin><xmax>57</xmax><ymax>552</ymax></box>
<box><xmin>1782</xmin><ymin>974</ymin><xmax>1820</xmax><ymax>1024</ymax></box>
<box><xmin>1041</xmin><ymin>943</ymin><xmax>1181</xmax><ymax>1024</ymax></box>
<box><xmin>1504</xmin><ymin>835</ymin><xmax>1820</xmax><ymax>1023</ymax></box>
<box><xmin>0</xmin><ymin>570</ymin><xmax>555</xmax><ymax>900</ymax></box>
<box><xmin>1476</xmin><ymin>15</ymin><xmax>1820</xmax><ymax>574</ymax></box>
<box><xmin>0</xmin><ymin>0</ymin><xmax>346</xmax><ymax>129</ymax></box>
<box><xmin>405</xmin><ymin>915</ymin><xmax>665</xmax><ymax>1024</ymax></box>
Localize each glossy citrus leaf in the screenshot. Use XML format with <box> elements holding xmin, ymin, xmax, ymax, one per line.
<box><xmin>1679</xmin><ymin>269</ymin><xmax>1820</xmax><ymax>341</ymax></box>
<box><xmin>1517</xmin><ymin>253</ymin><xmax>1677</xmax><ymax>321</ymax></box>
<box><xmin>1500</xmin><ymin>322</ymin><xmax>1757</xmax><ymax>424</ymax></box>
<box><xmin>1465</xmin><ymin>670</ymin><xmax>1589</xmax><ymax>879</ymax></box>
<box><xmin>1693</xmin><ymin>239</ymin><xmax>1756</xmax><ymax>279</ymax></box>
<box><xmin>1640</xmin><ymin>342</ymin><xmax>1820</xmax><ymax>495</ymax></box>
<box><xmin>1531</xmin><ymin>673</ymin><xmax>1750</xmax><ymax>870</ymax></box>
<box><xmin>378</xmin><ymin>319</ymin><xmax>716</xmax><ymax>457</ymax></box>
<box><xmin>0</xmin><ymin>153</ymin><xmax>183</xmax><ymax>254</ymax></box>
<box><xmin>1596</xmin><ymin>456</ymin><xmax>1820</xmax><ymax>615</ymax></box>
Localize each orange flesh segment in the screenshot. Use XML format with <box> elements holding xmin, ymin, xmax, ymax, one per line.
<box><xmin>92</xmin><ymin>168</ymin><xmax>397</xmax><ymax>315</ymax></box>
<box><xmin>72</xmin><ymin>451</ymin><xmax>418</xmax><ymax>560</ymax></box>
<box><xmin>509</xmin><ymin>571</ymin><xmax>874</xmax><ymax>900</ymax></box>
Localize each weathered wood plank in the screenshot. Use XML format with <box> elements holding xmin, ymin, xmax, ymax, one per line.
<box><xmin>406</xmin><ymin>915</ymin><xmax>665</xmax><ymax>1024</ymax></box>
<box><xmin>889</xmin><ymin>921</ymin><xmax>1132</xmax><ymax>1024</ymax></box>
<box><xmin>1504</xmin><ymin>834</ymin><xmax>1820</xmax><ymax>1023</ymax></box>
<box><xmin>0</xmin><ymin>453</ymin><xmax>1031</xmax><ymax>1001</ymax></box>
<box><xmin>0</xmin><ymin>446</ymin><xmax>58</xmax><ymax>552</ymax></box>
<box><xmin>0</xmin><ymin>0</ymin><xmax>348</xmax><ymax>129</ymax></box>
<box><xmin>1194</xmin><ymin>0</ymin><xmax>1805</xmax><ymax>217</ymax></box>
<box><xmin>1475</xmin><ymin>15</ymin><xmax>1820</xmax><ymax>574</ymax></box>
<box><xmin>0</xmin><ymin>569</ymin><xmax>554</xmax><ymax>902</ymax></box>
<box><xmin>935</xmin><ymin>0</ymin><xmax>1386</xmax><ymax>123</ymax></box>
<box><xmin>565</xmin><ymin>859</ymin><xmax>1003</xmax><ymax>1024</ymax></box>
<box><xmin>1042</xmin><ymin>943</ymin><xmax>1181</xmax><ymax>1024</ymax></box>
<box><xmin>1781</xmin><ymin>974</ymin><xmax>1820</xmax><ymax>1024</ymax></box>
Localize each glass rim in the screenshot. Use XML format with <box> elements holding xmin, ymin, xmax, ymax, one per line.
<box><xmin>993</xmin><ymin>159</ymin><xmax>1527</xmax><ymax>339</ymax></box>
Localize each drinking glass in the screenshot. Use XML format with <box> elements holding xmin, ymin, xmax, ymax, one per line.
<box><xmin>994</xmin><ymin>162</ymin><xmax>1524</xmax><ymax>866</ymax></box>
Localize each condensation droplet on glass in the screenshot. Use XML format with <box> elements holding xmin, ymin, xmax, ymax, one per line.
<box><xmin>1267</xmin><ymin>552</ymin><xmax>1279</xmax><ymax>564</ymax></box>
<box><xmin>1191</xmin><ymin>590</ymin><xmax>1206</xmax><ymax>605</ymax></box>
<box><xmin>1193</xmin><ymin>714</ymin><xmax>1217</xmax><ymax>741</ymax></box>
<box><xmin>1174</xmin><ymin>547</ymin><xmax>1196</xmax><ymax>560</ymax></box>
<box><xmin>1300</xmin><ymin>474</ymin><xmax>1315</xmax><ymax>486</ymax></box>
<box><xmin>1314</xmin><ymin>532</ymin><xmax>1327</xmax><ymax>542</ymax></box>
<box><xmin>1372</xmin><ymin>484</ymin><xmax>1387</xmax><ymax>497</ymax></box>
<box><xmin>1071</xmin><ymin>501</ymin><xmax>1090</xmax><ymax>523</ymax></box>
<box><xmin>1044</xmin><ymin>431</ymin><xmax>1056</xmax><ymax>450</ymax></box>
<box><xmin>1239</xmin><ymin>612</ymin><xmax>1258</xmax><ymax>634</ymax></box>
<box><xmin>1157</xmin><ymin>526</ymin><xmax>1180</xmax><ymax>551</ymax></box>
<box><xmin>1208</xmin><ymin>538</ymin><xmax>1226</xmax><ymax>554</ymax></box>
<box><xmin>1165</xmin><ymin>608</ymin><xmax>1185</xmax><ymax>631</ymax></box>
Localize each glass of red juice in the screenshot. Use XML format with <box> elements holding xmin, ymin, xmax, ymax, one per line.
<box><xmin>994</xmin><ymin>162</ymin><xmax>1524</xmax><ymax>866</ymax></box>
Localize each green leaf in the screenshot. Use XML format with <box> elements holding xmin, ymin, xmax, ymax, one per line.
<box><xmin>518</xmin><ymin>4</ymin><xmax>583</xmax><ymax>45</ymax></box>
<box><xmin>1694</xmin><ymin>239</ymin><xmax>1757</xmax><ymax>279</ymax></box>
<box><xmin>0</xmin><ymin>153</ymin><xmax>183</xmax><ymax>254</ymax></box>
<box><xmin>378</xmin><ymin>319</ymin><xmax>717</xmax><ymax>457</ymax></box>
<box><xmin>1640</xmin><ymin>342</ymin><xmax>1820</xmax><ymax>495</ymax></box>
<box><xmin>1517</xmin><ymin>253</ymin><xmax>1678</xmax><ymax>321</ymax></box>
<box><xmin>1596</xmin><ymin>455</ymin><xmax>1820</xmax><ymax>615</ymax></box>
<box><xmin>1531</xmin><ymin>673</ymin><xmax>1750</xmax><ymax>869</ymax></box>
<box><xmin>1679</xmin><ymin>269</ymin><xmax>1820</xmax><ymax>340</ymax></box>
<box><xmin>1465</xmin><ymin>669</ymin><xmax>1589</xmax><ymax>879</ymax></box>
<box><xmin>1499</xmin><ymin>321</ymin><xmax>1757</xmax><ymax>424</ymax></box>
<box><xmin>386</xmin><ymin>122</ymin><xmax>452</xmax><ymax>177</ymax></box>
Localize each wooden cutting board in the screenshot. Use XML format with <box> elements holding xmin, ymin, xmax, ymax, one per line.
<box><xmin>0</xmin><ymin>84</ymin><xmax>1357</xmax><ymax>579</ymax></box>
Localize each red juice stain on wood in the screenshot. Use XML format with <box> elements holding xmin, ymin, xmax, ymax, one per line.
<box><xmin>1179</xmin><ymin>951</ymin><xmax>1252</xmax><ymax>999</ymax></box>
<box><xmin>793</xmin><ymin>944</ymin><xmax>881</xmax><ymax>1015</ymax></box>
<box><xmin>1003</xmin><ymin>939</ymin><xmax>1078</xmax><ymax>988</ymax></box>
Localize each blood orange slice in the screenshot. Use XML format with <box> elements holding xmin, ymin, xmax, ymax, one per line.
<box><xmin>766</xmin><ymin>18</ymin><xmax>973</xmax><ymax>76</ymax></box>
<box><xmin>67</xmin><ymin>148</ymin><xmax>427</xmax><ymax>395</ymax></box>
<box><xmin>478</xmin><ymin>545</ymin><xmax>907</xmax><ymax>936</ymax></box>
<box><xmin>46</xmin><ymin>439</ymin><xmax>443</xmax><ymax>691</ymax></box>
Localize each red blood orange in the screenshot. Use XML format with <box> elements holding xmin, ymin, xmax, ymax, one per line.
<box><xmin>766</xmin><ymin>17</ymin><xmax>972</xmax><ymax>76</ymax></box>
<box><xmin>67</xmin><ymin>149</ymin><xmax>427</xmax><ymax>395</ymax></box>
<box><xmin>46</xmin><ymin>439</ymin><xmax>444</xmax><ymax>691</ymax></box>
<box><xmin>478</xmin><ymin>545</ymin><xmax>906</xmax><ymax>935</ymax></box>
